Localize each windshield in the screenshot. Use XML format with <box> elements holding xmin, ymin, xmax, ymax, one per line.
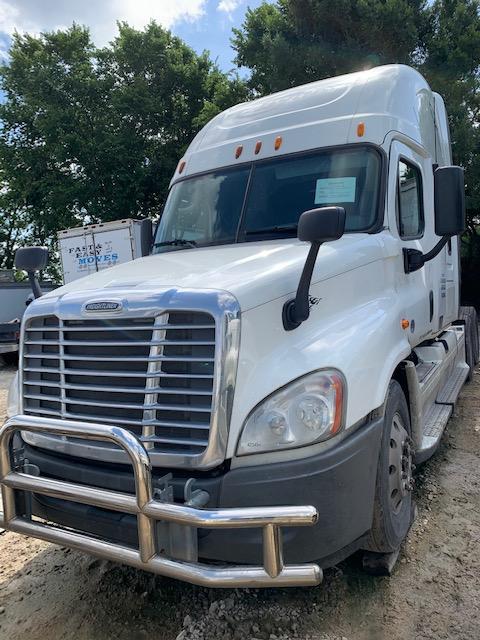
<box><xmin>153</xmin><ymin>147</ymin><xmax>382</xmax><ymax>252</ymax></box>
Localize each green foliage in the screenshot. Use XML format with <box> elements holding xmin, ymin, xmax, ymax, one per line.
<box><xmin>0</xmin><ymin>22</ymin><xmax>248</xmax><ymax>262</ymax></box>
<box><xmin>232</xmin><ymin>0</ymin><xmax>428</xmax><ymax>94</ymax></box>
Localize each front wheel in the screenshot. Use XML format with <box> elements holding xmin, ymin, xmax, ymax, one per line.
<box><xmin>366</xmin><ymin>380</ymin><xmax>414</xmax><ymax>554</ymax></box>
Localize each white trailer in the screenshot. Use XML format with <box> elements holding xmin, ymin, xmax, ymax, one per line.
<box><xmin>3</xmin><ymin>65</ymin><xmax>479</xmax><ymax>588</ymax></box>
<box><xmin>57</xmin><ymin>219</ymin><xmax>144</xmax><ymax>284</ymax></box>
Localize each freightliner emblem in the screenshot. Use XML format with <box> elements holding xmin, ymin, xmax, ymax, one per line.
<box><xmin>84</xmin><ymin>301</ymin><xmax>122</xmax><ymax>312</ymax></box>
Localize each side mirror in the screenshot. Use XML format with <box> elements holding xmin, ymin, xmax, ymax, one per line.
<box><xmin>434</xmin><ymin>166</ymin><xmax>465</xmax><ymax>236</ymax></box>
<box><xmin>298</xmin><ymin>206</ymin><xmax>347</xmax><ymax>244</ymax></box>
<box><xmin>14</xmin><ymin>246</ymin><xmax>49</xmax><ymax>272</ymax></box>
<box><xmin>140</xmin><ymin>219</ymin><xmax>153</xmax><ymax>257</ymax></box>
<box><xmin>14</xmin><ymin>246</ymin><xmax>49</xmax><ymax>299</ymax></box>
<box><xmin>283</xmin><ymin>207</ymin><xmax>346</xmax><ymax>331</ymax></box>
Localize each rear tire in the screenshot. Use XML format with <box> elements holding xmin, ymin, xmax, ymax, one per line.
<box><xmin>460</xmin><ymin>306</ymin><xmax>478</xmax><ymax>381</ymax></box>
<box><xmin>366</xmin><ymin>380</ymin><xmax>414</xmax><ymax>554</ymax></box>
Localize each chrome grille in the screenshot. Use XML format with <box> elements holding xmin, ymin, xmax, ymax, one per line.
<box><xmin>22</xmin><ymin>313</ymin><xmax>217</xmax><ymax>455</ymax></box>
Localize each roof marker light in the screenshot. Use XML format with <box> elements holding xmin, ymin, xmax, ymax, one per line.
<box><xmin>274</xmin><ymin>136</ymin><xmax>283</xmax><ymax>151</ymax></box>
<box><xmin>401</xmin><ymin>319</ymin><xmax>410</xmax><ymax>330</ymax></box>
<box><xmin>255</xmin><ymin>141</ymin><xmax>262</xmax><ymax>155</ymax></box>
<box><xmin>178</xmin><ymin>160</ymin><xmax>186</xmax><ymax>174</ymax></box>
<box><xmin>357</xmin><ymin>122</ymin><xmax>365</xmax><ymax>137</ymax></box>
<box><xmin>235</xmin><ymin>145</ymin><xmax>243</xmax><ymax>159</ymax></box>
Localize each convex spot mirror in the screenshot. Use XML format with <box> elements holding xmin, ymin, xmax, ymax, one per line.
<box><xmin>434</xmin><ymin>166</ymin><xmax>465</xmax><ymax>237</ymax></box>
<box><xmin>14</xmin><ymin>246</ymin><xmax>49</xmax><ymax>273</ymax></box>
<box><xmin>298</xmin><ymin>206</ymin><xmax>346</xmax><ymax>244</ymax></box>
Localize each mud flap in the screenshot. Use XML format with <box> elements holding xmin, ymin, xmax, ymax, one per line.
<box><xmin>362</xmin><ymin>502</ymin><xmax>418</xmax><ymax>576</ymax></box>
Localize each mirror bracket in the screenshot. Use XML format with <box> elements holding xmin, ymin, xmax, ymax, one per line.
<box><xmin>403</xmin><ymin>235</ymin><xmax>450</xmax><ymax>274</ymax></box>
<box><xmin>283</xmin><ymin>243</ymin><xmax>321</xmax><ymax>331</ymax></box>
<box><xmin>27</xmin><ymin>273</ymin><xmax>43</xmax><ymax>299</ymax></box>
<box><xmin>282</xmin><ymin>206</ymin><xmax>346</xmax><ymax>331</ymax></box>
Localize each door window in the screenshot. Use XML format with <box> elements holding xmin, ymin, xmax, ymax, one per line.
<box><xmin>397</xmin><ymin>159</ymin><xmax>424</xmax><ymax>239</ymax></box>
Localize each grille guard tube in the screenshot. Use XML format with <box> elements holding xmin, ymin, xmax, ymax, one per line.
<box><xmin>0</xmin><ymin>415</ymin><xmax>322</xmax><ymax>588</ymax></box>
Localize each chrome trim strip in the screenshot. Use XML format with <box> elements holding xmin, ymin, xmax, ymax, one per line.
<box><xmin>0</xmin><ymin>416</ymin><xmax>321</xmax><ymax>588</ymax></box>
<box><xmin>20</xmin><ymin>287</ymin><xmax>241</xmax><ymax>469</ymax></box>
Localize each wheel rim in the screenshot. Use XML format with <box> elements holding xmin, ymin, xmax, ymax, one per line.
<box><xmin>388</xmin><ymin>412</ymin><xmax>413</xmax><ymax>515</ymax></box>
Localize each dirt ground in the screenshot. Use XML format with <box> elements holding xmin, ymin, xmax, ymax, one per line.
<box><xmin>0</xmin><ymin>358</ymin><xmax>479</xmax><ymax>640</ymax></box>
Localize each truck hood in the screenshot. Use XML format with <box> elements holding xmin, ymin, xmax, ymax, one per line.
<box><xmin>44</xmin><ymin>235</ymin><xmax>392</xmax><ymax>311</ymax></box>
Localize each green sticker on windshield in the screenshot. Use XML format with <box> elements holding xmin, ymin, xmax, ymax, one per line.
<box><xmin>315</xmin><ymin>177</ymin><xmax>356</xmax><ymax>204</ymax></box>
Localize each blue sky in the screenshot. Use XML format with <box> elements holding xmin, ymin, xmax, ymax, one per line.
<box><xmin>0</xmin><ymin>0</ymin><xmax>264</xmax><ymax>70</ymax></box>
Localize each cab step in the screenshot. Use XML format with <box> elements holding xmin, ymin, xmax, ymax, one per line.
<box><xmin>414</xmin><ymin>361</ymin><xmax>468</xmax><ymax>463</ymax></box>
<box><xmin>416</xmin><ymin>403</ymin><xmax>452</xmax><ymax>464</ymax></box>
<box><xmin>436</xmin><ymin>362</ymin><xmax>470</xmax><ymax>404</ymax></box>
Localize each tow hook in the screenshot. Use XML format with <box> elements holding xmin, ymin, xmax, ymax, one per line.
<box><xmin>153</xmin><ymin>474</ymin><xmax>210</xmax><ymax>562</ymax></box>
<box><xmin>183</xmin><ymin>477</ymin><xmax>209</xmax><ymax>508</ymax></box>
<box><xmin>12</xmin><ymin>446</ymin><xmax>40</xmax><ymax>519</ymax></box>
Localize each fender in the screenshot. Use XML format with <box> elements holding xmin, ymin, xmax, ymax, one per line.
<box><xmin>227</xmin><ymin>257</ymin><xmax>413</xmax><ymax>463</ymax></box>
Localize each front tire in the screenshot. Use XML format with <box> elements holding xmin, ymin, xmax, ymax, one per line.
<box><xmin>366</xmin><ymin>380</ymin><xmax>414</xmax><ymax>554</ymax></box>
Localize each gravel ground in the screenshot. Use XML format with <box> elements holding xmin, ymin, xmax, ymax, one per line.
<box><xmin>0</xmin><ymin>358</ymin><xmax>479</xmax><ymax>640</ymax></box>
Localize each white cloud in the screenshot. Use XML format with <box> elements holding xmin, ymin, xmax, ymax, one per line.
<box><xmin>0</xmin><ymin>0</ymin><xmax>207</xmax><ymax>47</ymax></box>
<box><xmin>217</xmin><ymin>0</ymin><xmax>243</xmax><ymax>18</ymax></box>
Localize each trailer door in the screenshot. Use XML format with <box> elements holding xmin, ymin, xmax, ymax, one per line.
<box><xmin>59</xmin><ymin>232</ymin><xmax>98</xmax><ymax>284</ymax></box>
<box><xmin>91</xmin><ymin>225</ymin><xmax>135</xmax><ymax>274</ymax></box>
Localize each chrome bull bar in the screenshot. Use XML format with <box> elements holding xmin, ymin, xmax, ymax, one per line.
<box><xmin>0</xmin><ymin>415</ymin><xmax>322</xmax><ymax>588</ymax></box>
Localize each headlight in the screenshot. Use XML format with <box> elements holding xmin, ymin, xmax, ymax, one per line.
<box><xmin>237</xmin><ymin>370</ymin><xmax>345</xmax><ymax>456</ymax></box>
<box><xmin>7</xmin><ymin>372</ymin><xmax>20</xmax><ymax>417</ymax></box>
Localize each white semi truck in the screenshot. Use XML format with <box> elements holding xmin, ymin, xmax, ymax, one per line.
<box><xmin>1</xmin><ymin>65</ymin><xmax>478</xmax><ymax>588</ymax></box>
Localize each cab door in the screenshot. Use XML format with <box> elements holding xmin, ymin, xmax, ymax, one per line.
<box><xmin>388</xmin><ymin>141</ymin><xmax>438</xmax><ymax>345</ymax></box>
<box><xmin>441</xmin><ymin>236</ymin><xmax>460</xmax><ymax>326</ymax></box>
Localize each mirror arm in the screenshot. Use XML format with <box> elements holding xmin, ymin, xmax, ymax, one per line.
<box><xmin>283</xmin><ymin>242</ymin><xmax>321</xmax><ymax>331</ymax></box>
<box><xmin>403</xmin><ymin>235</ymin><xmax>450</xmax><ymax>274</ymax></box>
<box><xmin>27</xmin><ymin>271</ymin><xmax>43</xmax><ymax>299</ymax></box>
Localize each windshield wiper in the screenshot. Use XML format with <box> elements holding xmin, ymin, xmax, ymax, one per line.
<box><xmin>154</xmin><ymin>238</ymin><xmax>197</xmax><ymax>249</ymax></box>
<box><xmin>245</xmin><ymin>224</ymin><xmax>297</xmax><ymax>236</ymax></box>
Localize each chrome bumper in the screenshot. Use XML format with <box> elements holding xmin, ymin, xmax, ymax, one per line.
<box><xmin>0</xmin><ymin>415</ymin><xmax>322</xmax><ymax>588</ymax></box>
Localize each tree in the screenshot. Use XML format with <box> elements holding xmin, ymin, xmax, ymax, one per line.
<box><xmin>232</xmin><ymin>0</ymin><xmax>428</xmax><ymax>94</ymax></box>
<box><xmin>0</xmin><ymin>22</ymin><xmax>248</xmax><ymax>263</ymax></box>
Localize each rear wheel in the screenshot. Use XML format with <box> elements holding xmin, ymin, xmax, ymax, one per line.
<box><xmin>366</xmin><ymin>380</ymin><xmax>414</xmax><ymax>554</ymax></box>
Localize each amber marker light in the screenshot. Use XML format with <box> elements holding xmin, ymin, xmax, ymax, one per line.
<box><xmin>331</xmin><ymin>373</ymin><xmax>344</xmax><ymax>435</ymax></box>
<box><xmin>357</xmin><ymin>122</ymin><xmax>365</xmax><ymax>137</ymax></box>
<box><xmin>401</xmin><ymin>319</ymin><xmax>410</xmax><ymax>330</ymax></box>
<box><xmin>254</xmin><ymin>141</ymin><xmax>262</xmax><ymax>155</ymax></box>
<box><xmin>274</xmin><ymin>136</ymin><xmax>283</xmax><ymax>150</ymax></box>
<box><xmin>235</xmin><ymin>145</ymin><xmax>243</xmax><ymax>159</ymax></box>
<box><xmin>178</xmin><ymin>160</ymin><xmax>186</xmax><ymax>174</ymax></box>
